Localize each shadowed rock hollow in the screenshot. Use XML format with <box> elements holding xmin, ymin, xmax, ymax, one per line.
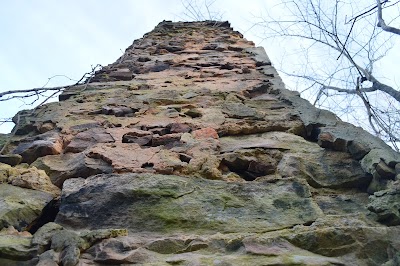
<box><xmin>1</xmin><ymin>20</ymin><xmax>400</xmax><ymax>266</ymax></box>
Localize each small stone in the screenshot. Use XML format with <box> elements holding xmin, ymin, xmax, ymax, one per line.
<box><xmin>37</xmin><ymin>123</ymin><xmax>55</xmax><ymax>134</ymax></box>
<box><xmin>317</xmin><ymin>132</ymin><xmax>334</xmax><ymax>148</ymax></box>
<box><xmin>222</xmin><ymin>102</ymin><xmax>257</xmax><ymax>118</ymax></box>
<box><xmin>146</xmin><ymin>238</ymin><xmax>186</xmax><ymax>254</ymax></box>
<box><xmin>167</xmin><ymin>123</ymin><xmax>191</xmax><ymax>133</ymax></box>
<box><xmin>32</xmin><ymin>222</ymin><xmax>64</xmax><ymax>252</ymax></box>
<box><xmin>0</xmin><ymin>234</ymin><xmax>36</xmax><ymax>261</ymax></box>
<box><xmin>0</xmin><ymin>184</ymin><xmax>54</xmax><ymax>231</ymax></box>
<box><xmin>149</xmin><ymin>127</ymin><xmax>169</xmax><ymax>136</ymax></box>
<box><xmin>164</xmin><ymin>108</ymin><xmax>180</xmax><ymax>118</ymax></box>
<box><xmin>375</xmin><ymin>160</ymin><xmax>396</xmax><ymax>180</ymax></box>
<box><xmin>184</xmin><ymin>108</ymin><xmax>202</xmax><ymax>118</ymax></box>
<box><xmin>347</xmin><ymin>141</ymin><xmax>370</xmax><ymax>160</ymax></box>
<box><xmin>37</xmin><ymin>250</ymin><xmax>59</xmax><ymax>266</ymax></box>
<box><xmin>66</xmin><ymin>128</ymin><xmax>115</xmax><ymax>153</ymax></box>
<box><xmin>122</xmin><ymin>134</ymin><xmax>153</xmax><ymax>146</ymax></box>
<box><xmin>60</xmin><ymin>246</ymin><xmax>80</xmax><ymax>266</ymax></box>
<box><xmin>108</xmin><ymin>68</ymin><xmax>133</xmax><ymax>81</ymax></box>
<box><xmin>241</xmin><ymin>67</ymin><xmax>251</xmax><ymax>74</ymax></box>
<box><xmin>192</xmin><ymin>128</ymin><xmax>219</xmax><ymax>139</ymax></box>
<box><xmin>0</xmin><ymin>154</ymin><xmax>22</xmax><ymax>166</ymax></box>
<box><xmin>317</xmin><ymin>132</ymin><xmax>347</xmax><ymax>151</ymax></box>
<box><xmin>12</xmin><ymin>132</ymin><xmax>63</xmax><ymax>164</ymax></box>
<box><xmin>152</xmin><ymin>133</ymin><xmax>182</xmax><ymax>147</ymax></box>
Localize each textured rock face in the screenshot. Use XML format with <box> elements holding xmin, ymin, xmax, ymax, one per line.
<box><xmin>1</xmin><ymin>20</ymin><xmax>400</xmax><ymax>265</ymax></box>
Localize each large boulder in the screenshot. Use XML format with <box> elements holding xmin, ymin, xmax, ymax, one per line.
<box><xmin>0</xmin><ymin>163</ymin><xmax>60</xmax><ymax>197</ymax></box>
<box><xmin>0</xmin><ymin>184</ymin><xmax>54</xmax><ymax>231</ymax></box>
<box><xmin>56</xmin><ymin>173</ymin><xmax>322</xmax><ymax>233</ymax></box>
<box><xmin>11</xmin><ymin>132</ymin><xmax>63</xmax><ymax>164</ymax></box>
<box><xmin>31</xmin><ymin>152</ymin><xmax>112</xmax><ymax>187</ymax></box>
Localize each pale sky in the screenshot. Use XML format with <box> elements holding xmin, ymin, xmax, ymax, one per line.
<box><xmin>1</xmin><ymin>1</ymin><xmax>399</xmax><ymax>134</ymax></box>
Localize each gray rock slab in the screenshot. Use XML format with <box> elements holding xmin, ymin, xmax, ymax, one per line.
<box><xmin>56</xmin><ymin>173</ymin><xmax>322</xmax><ymax>234</ymax></box>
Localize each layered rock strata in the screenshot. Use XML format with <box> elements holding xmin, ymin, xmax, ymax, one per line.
<box><xmin>1</xmin><ymin>20</ymin><xmax>400</xmax><ymax>265</ymax></box>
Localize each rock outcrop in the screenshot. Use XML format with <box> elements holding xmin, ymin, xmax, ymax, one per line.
<box><xmin>1</xmin><ymin>20</ymin><xmax>400</xmax><ymax>265</ymax></box>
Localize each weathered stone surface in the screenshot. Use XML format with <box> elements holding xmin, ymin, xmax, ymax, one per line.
<box><xmin>1</xmin><ymin>20</ymin><xmax>400</xmax><ymax>265</ymax></box>
<box><xmin>11</xmin><ymin>132</ymin><xmax>63</xmax><ymax>164</ymax></box>
<box><xmin>362</xmin><ymin>148</ymin><xmax>400</xmax><ymax>173</ymax></box>
<box><xmin>192</xmin><ymin>127</ymin><xmax>219</xmax><ymax>139</ymax></box>
<box><xmin>32</xmin><ymin>222</ymin><xmax>63</xmax><ymax>254</ymax></box>
<box><xmin>0</xmin><ymin>163</ymin><xmax>60</xmax><ymax>197</ymax></box>
<box><xmin>87</xmin><ymin>143</ymin><xmax>185</xmax><ymax>174</ymax></box>
<box><xmin>32</xmin><ymin>152</ymin><xmax>112</xmax><ymax>187</ymax></box>
<box><xmin>0</xmin><ymin>233</ymin><xmax>36</xmax><ymax>261</ymax></box>
<box><xmin>65</xmin><ymin>128</ymin><xmax>114</xmax><ymax>153</ymax></box>
<box><xmin>220</xmin><ymin>131</ymin><xmax>319</xmax><ymax>153</ymax></box>
<box><xmin>279</xmin><ymin>151</ymin><xmax>371</xmax><ymax>189</ymax></box>
<box><xmin>368</xmin><ymin>184</ymin><xmax>400</xmax><ymax>226</ymax></box>
<box><xmin>56</xmin><ymin>173</ymin><xmax>322</xmax><ymax>233</ymax></box>
<box><xmin>108</xmin><ymin>68</ymin><xmax>133</xmax><ymax>81</ymax></box>
<box><xmin>32</xmin><ymin>222</ymin><xmax>128</xmax><ymax>265</ymax></box>
<box><xmin>0</xmin><ymin>154</ymin><xmax>22</xmax><ymax>166</ymax></box>
<box><xmin>0</xmin><ymin>184</ymin><xmax>54</xmax><ymax>231</ymax></box>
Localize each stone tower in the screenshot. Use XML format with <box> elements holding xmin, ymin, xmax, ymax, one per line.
<box><xmin>1</xmin><ymin>21</ymin><xmax>400</xmax><ymax>265</ymax></box>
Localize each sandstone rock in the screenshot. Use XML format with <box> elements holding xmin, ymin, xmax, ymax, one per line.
<box><xmin>56</xmin><ymin>173</ymin><xmax>322</xmax><ymax>233</ymax></box>
<box><xmin>0</xmin><ymin>154</ymin><xmax>22</xmax><ymax>166</ymax></box>
<box><xmin>222</xmin><ymin>102</ymin><xmax>258</xmax><ymax>118</ymax></box>
<box><xmin>37</xmin><ymin>250</ymin><xmax>59</xmax><ymax>266</ymax></box>
<box><xmin>279</xmin><ymin>151</ymin><xmax>371</xmax><ymax>189</ymax></box>
<box><xmin>2</xmin><ymin>20</ymin><xmax>400</xmax><ymax>265</ymax></box>
<box><xmin>317</xmin><ymin>131</ymin><xmax>347</xmax><ymax>151</ymax></box>
<box><xmin>88</xmin><ymin>143</ymin><xmax>184</xmax><ymax>174</ymax></box>
<box><xmin>108</xmin><ymin>68</ymin><xmax>133</xmax><ymax>81</ymax></box>
<box><xmin>220</xmin><ymin>149</ymin><xmax>280</xmax><ymax>181</ymax></box>
<box><xmin>192</xmin><ymin>127</ymin><xmax>219</xmax><ymax>139</ymax></box>
<box><xmin>0</xmin><ymin>233</ymin><xmax>36</xmax><ymax>262</ymax></box>
<box><xmin>167</xmin><ymin>122</ymin><xmax>191</xmax><ymax>133</ymax></box>
<box><xmin>12</xmin><ymin>132</ymin><xmax>63</xmax><ymax>164</ymax></box>
<box><xmin>65</xmin><ymin>128</ymin><xmax>115</xmax><ymax>153</ymax></box>
<box><xmin>376</xmin><ymin>160</ymin><xmax>396</xmax><ymax>179</ymax></box>
<box><xmin>37</xmin><ymin>122</ymin><xmax>56</xmax><ymax>134</ymax></box>
<box><xmin>32</xmin><ymin>222</ymin><xmax>63</xmax><ymax>254</ymax></box>
<box><xmin>348</xmin><ymin>140</ymin><xmax>371</xmax><ymax>160</ymax></box>
<box><xmin>361</xmin><ymin>148</ymin><xmax>400</xmax><ymax>173</ymax></box>
<box><xmin>60</xmin><ymin>245</ymin><xmax>80</xmax><ymax>266</ymax></box>
<box><xmin>220</xmin><ymin>131</ymin><xmax>321</xmax><ymax>153</ymax></box>
<box><xmin>278</xmin><ymin>217</ymin><xmax>400</xmax><ymax>265</ymax></box>
<box><xmin>122</xmin><ymin>133</ymin><xmax>153</xmax><ymax>146</ymax></box>
<box><xmin>32</xmin><ymin>152</ymin><xmax>112</xmax><ymax>187</ymax></box>
<box><xmin>0</xmin><ymin>163</ymin><xmax>60</xmax><ymax>197</ymax></box>
<box><xmin>151</xmin><ymin>132</ymin><xmax>182</xmax><ymax>147</ymax></box>
<box><xmin>368</xmin><ymin>185</ymin><xmax>400</xmax><ymax>226</ymax></box>
<box><xmin>0</xmin><ymin>184</ymin><xmax>54</xmax><ymax>231</ymax></box>
<box><xmin>245</xmin><ymin>47</ymin><xmax>272</xmax><ymax>66</ymax></box>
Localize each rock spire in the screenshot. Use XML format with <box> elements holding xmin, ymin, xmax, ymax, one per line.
<box><xmin>1</xmin><ymin>20</ymin><xmax>400</xmax><ymax>265</ymax></box>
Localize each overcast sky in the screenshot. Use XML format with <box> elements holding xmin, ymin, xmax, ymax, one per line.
<box><xmin>1</xmin><ymin>0</ymin><xmax>399</xmax><ymax>134</ymax></box>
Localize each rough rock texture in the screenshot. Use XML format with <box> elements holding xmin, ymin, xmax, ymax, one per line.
<box><xmin>0</xmin><ymin>20</ymin><xmax>400</xmax><ymax>265</ymax></box>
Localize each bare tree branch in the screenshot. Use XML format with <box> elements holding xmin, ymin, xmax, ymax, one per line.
<box><xmin>376</xmin><ymin>0</ymin><xmax>400</xmax><ymax>35</ymax></box>
<box><xmin>255</xmin><ymin>0</ymin><xmax>400</xmax><ymax>150</ymax></box>
<box><xmin>0</xmin><ymin>64</ymin><xmax>102</xmax><ymax>154</ymax></box>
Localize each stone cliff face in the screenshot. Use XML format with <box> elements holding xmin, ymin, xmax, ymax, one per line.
<box><xmin>1</xmin><ymin>20</ymin><xmax>400</xmax><ymax>265</ymax></box>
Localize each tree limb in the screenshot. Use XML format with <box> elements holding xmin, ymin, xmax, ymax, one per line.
<box><xmin>376</xmin><ymin>0</ymin><xmax>400</xmax><ymax>35</ymax></box>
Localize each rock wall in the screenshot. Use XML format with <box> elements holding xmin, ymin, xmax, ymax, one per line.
<box><xmin>1</xmin><ymin>20</ymin><xmax>400</xmax><ymax>265</ymax></box>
